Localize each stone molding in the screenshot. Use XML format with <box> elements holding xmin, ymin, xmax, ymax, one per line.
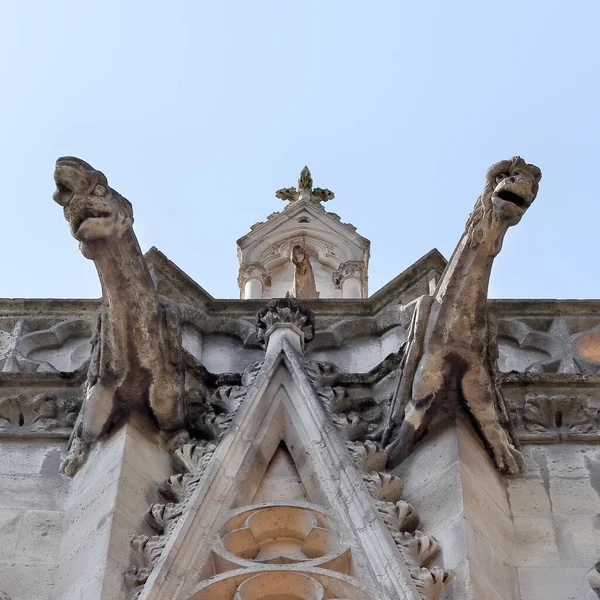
<box><xmin>237</xmin><ymin>262</ymin><xmax>272</xmax><ymax>291</ymax></box>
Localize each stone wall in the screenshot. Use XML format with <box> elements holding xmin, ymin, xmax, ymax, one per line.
<box><xmin>510</xmin><ymin>443</ymin><xmax>600</xmax><ymax>599</ymax></box>
<box><xmin>0</xmin><ymin>438</ymin><xmax>68</xmax><ymax>600</ymax></box>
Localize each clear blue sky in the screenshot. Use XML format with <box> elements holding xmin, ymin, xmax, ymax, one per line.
<box><xmin>2</xmin><ymin>1</ymin><xmax>598</xmax><ymax>299</ymax></box>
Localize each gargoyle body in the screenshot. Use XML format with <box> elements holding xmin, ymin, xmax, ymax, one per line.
<box><xmin>386</xmin><ymin>157</ymin><xmax>542</xmax><ymax>475</ymax></box>
<box><xmin>53</xmin><ymin>157</ymin><xmax>185</xmax><ymax>474</ymax></box>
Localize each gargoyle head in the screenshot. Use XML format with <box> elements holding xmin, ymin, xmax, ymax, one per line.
<box><xmin>53</xmin><ymin>157</ymin><xmax>133</xmax><ymax>256</ymax></box>
<box><xmin>487</xmin><ymin>157</ymin><xmax>541</xmax><ymax>225</ymax></box>
<box><xmin>467</xmin><ymin>157</ymin><xmax>542</xmax><ymax>252</ymax></box>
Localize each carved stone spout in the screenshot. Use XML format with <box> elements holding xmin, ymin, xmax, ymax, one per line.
<box><xmin>53</xmin><ymin>157</ymin><xmax>185</xmax><ymax>475</ymax></box>
<box><xmin>385</xmin><ymin>157</ymin><xmax>542</xmax><ymax>475</ymax></box>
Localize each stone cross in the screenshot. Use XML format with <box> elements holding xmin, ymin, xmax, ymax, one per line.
<box><xmin>275</xmin><ymin>166</ymin><xmax>335</xmax><ymax>204</ymax></box>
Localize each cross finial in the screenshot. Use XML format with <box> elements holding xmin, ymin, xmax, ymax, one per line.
<box><xmin>276</xmin><ymin>166</ymin><xmax>335</xmax><ymax>204</ymax></box>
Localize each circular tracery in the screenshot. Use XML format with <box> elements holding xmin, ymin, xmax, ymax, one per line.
<box><xmin>219</xmin><ymin>505</ymin><xmax>343</xmax><ymax>567</ymax></box>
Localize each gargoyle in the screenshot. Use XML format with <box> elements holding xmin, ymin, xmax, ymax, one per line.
<box><xmin>385</xmin><ymin>157</ymin><xmax>542</xmax><ymax>475</ymax></box>
<box><xmin>53</xmin><ymin>157</ymin><xmax>185</xmax><ymax>475</ymax></box>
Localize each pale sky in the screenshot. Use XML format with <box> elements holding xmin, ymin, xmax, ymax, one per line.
<box><xmin>1</xmin><ymin>1</ymin><xmax>599</xmax><ymax>299</ymax></box>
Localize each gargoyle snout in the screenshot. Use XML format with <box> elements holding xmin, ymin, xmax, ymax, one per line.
<box><xmin>53</xmin><ymin>156</ymin><xmax>102</xmax><ymax>207</ymax></box>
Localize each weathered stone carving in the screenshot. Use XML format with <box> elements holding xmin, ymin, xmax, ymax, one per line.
<box><xmin>385</xmin><ymin>157</ymin><xmax>542</xmax><ymax>475</ymax></box>
<box><xmin>256</xmin><ymin>298</ymin><xmax>315</xmax><ymax>347</ymax></box>
<box><xmin>218</xmin><ymin>504</ymin><xmax>348</xmax><ymax>569</ymax></box>
<box><xmin>290</xmin><ymin>242</ymin><xmax>319</xmax><ymax>299</ymax></box>
<box><xmin>305</xmin><ymin>361</ymin><xmax>453</xmax><ymax>600</ymax></box>
<box><xmin>522</xmin><ymin>393</ymin><xmax>596</xmax><ymax>434</ymax></box>
<box><xmin>126</xmin><ymin>360</ymin><xmax>263</xmax><ymax>597</ymax></box>
<box><xmin>0</xmin><ymin>392</ymin><xmax>74</xmax><ymax>432</ymax></box>
<box><xmin>276</xmin><ymin>166</ymin><xmax>334</xmax><ymax>204</ymax></box>
<box><xmin>590</xmin><ymin>559</ymin><xmax>600</xmax><ymax>598</ymax></box>
<box><xmin>237</xmin><ymin>262</ymin><xmax>272</xmax><ymax>292</ymax></box>
<box><xmin>332</xmin><ymin>260</ymin><xmax>366</xmax><ymax>289</ymax></box>
<box><xmin>53</xmin><ymin>157</ymin><xmax>186</xmax><ymax>475</ymax></box>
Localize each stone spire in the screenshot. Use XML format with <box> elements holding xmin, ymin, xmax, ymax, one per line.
<box><xmin>275</xmin><ymin>166</ymin><xmax>335</xmax><ymax>204</ymax></box>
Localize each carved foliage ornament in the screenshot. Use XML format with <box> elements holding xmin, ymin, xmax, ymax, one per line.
<box><xmin>305</xmin><ymin>360</ymin><xmax>453</xmax><ymax>600</ymax></box>
<box><xmin>275</xmin><ymin>166</ymin><xmax>335</xmax><ymax>204</ymax></box>
<box><xmin>255</xmin><ymin>299</ymin><xmax>315</xmax><ymax>346</ymax></box>
<box><xmin>522</xmin><ymin>393</ymin><xmax>597</xmax><ymax>435</ymax></box>
<box><xmin>0</xmin><ymin>393</ymin><xmax>79</xmax><ymax>433</ymax></box>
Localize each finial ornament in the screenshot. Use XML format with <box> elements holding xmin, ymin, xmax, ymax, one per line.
<box><xmin>276</xmin><ymin>166</ymin><xmax>335</xmax><ymax>204</ymax></box>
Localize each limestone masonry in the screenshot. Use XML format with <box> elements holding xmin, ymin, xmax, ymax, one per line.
<box><xmin>0</xmin><ymin>159</ymin><xmax>598</xmax><ymax>599</ymax></box>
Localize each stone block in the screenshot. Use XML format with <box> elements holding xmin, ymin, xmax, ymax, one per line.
<box><xmin>0</xmin><ymin>474</ymin><xmax>67</xmax><ymax>511</ymax></box>
<box><xmin>14</xmin><ymin>509</ymin><xmax>63</xmax><ymax>562</ymax></box>
<box><xmin>0</xmin><ymin>509</ymin><xmax>22</xmax><ymax>559</ymax></box>
<box><xmin>393</xmin><ymin>424</ymin><xmax>459</xmax><ymax>496</ymax></box>
<box><xmin>554</xmin><ymin>515</ymin><xmax>600</xmax><ymax>568</ymax></box>
<box><xmin>518</xmin><ymin>566</ymin><xmax>596</xmax><ymax>600</ymax></box>
<box><xmin>462</xmin><ymin>464</ymin><xmax>515</xmax><ymax>552</ymax></box>
<box><xmin>401</xmin><ymin>462</ymin><xmax>463</xmax><ymax>533</ymax></box>
<box><xmin>456</xmin><ymin>415</ymin><xmax>509</xmax><ymax>506</ymax></box>
<box><xmin>513</xmin><ymin>517</ymin><xmax>560</xmax><ymax>567</ymax></box>
<box><xmin>0</xmin><ymin>441</ymin><xmax>58</xmax><ymax>476</ymax></box>
<box><xmin>0</xmin><ymin>560</ymin><xmax>58</xmax><ymax>600</ymax></box>
<box><xmin>541</xmin><ymin>444</ymin><xmax>597</xmax><ymax>479</ymax></box>
<box><xmin>467</xmin><ymin>522</ymin><xmax>518</xmax><ymax>600</ymax></box>
<box><xmin>429</xmin><ymin>514</ymin><xmax>468</xmax><ymax>571</ymax></box>
<box><xmin>549</xmin><ymin>477</ymin><xmax>600</xmax><ymax>516</ymax></box>
<box><xmin>506</xmin><ymin>478</ymin><xmax>552</xmax><ymax>517</ymax></box>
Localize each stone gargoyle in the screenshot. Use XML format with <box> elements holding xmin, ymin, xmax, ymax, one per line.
<box><xmin>53</xmin><ymin>157</ymin><xmax>186</xmax><ymax>475</ymax></box>
<box><xmin>384</xmin><ymin>157</ymin><xmax>542</xmax><ymax>475</ymax></box>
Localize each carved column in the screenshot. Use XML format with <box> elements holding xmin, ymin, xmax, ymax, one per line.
<box><xmin>333</xmin><ymin>261</ymin><xmax>366</xmax><ymax>299</ymax></box>
<box><xmin>238</xmin><ymin>263</ymin><xmax>272</xmax><ymax>300</ymax></box>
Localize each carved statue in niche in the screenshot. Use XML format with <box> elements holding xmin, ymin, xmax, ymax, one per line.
<box><xmin>384</xmin><ymin>157</ymin><xmax>542</xmax><ymax>475</ymax></box>
<box><xmin>289</xmin><ymin>242</ymin><xmax>319</xmax><ymax>299</ymax></box>
<box><xmin>53</xmin><ymin>157</ymin><xmax>186</xmax><ymax>475</ymax></box>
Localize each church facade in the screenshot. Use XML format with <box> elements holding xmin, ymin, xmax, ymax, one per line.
<box><xmin>0</xmin><ymin>158</ymin><xmax>598</xmax><ymax>599</ymax></box>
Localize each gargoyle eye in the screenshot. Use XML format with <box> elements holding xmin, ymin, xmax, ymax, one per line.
<box><xmin>496</xmin><ymin>173</ymin><xmax>508</xmax><ymax>184</ymax></box>
<box><xmin>93</xmin><ymin>184</ymin><xmax>107</xmax><ymax>197</ymax></box>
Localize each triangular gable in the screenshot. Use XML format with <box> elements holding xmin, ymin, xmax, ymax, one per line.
<box><xmin>251</xmin><ymin>444</ymin><xmax>310</xmax><ymax>503</ymax></box>
<box><xmin>237</xmin><ymin>200</ymin><xmax>370</xmax><ymax>255</ymax></box>
<box><xmin>133</xmin><ymin>338</ymin><xmax>430</xmax><ymax>600</ymax></box>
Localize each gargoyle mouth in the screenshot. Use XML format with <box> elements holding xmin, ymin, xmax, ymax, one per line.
<box><xmin>495</xmin><ymin>188</ymin><xmax>527</xmax><ymax>208</ymax></box>
<box><xmin>70</xmin><ymin>205</ymin><xmax>112</xmax><ymax>235</ymax></box>
<box><xmin>53</xmin><ymin>182</ymin><xmax>74</xmax><ymax>207</ymax></box>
